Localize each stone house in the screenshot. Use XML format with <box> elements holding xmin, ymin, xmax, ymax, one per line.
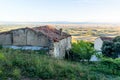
<box><xmin>0</xmin><ymin>25</ymin><xmax>71</xmax><ymax>59</ymax></box>
<box><xmin>94</xmin><ymin>37</ymin><xmax>113</xmax><ymax>51</ymax></box>
<box><xmin>90</xmin><ymin>37</ymin><xmax>113</xmax><ymax>61</ymax></box>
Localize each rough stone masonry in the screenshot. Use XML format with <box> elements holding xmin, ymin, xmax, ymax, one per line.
<box><xmin>0</xmin><ymin>25</ymin><xmax>71</xmax><ymax>59</ymax></box>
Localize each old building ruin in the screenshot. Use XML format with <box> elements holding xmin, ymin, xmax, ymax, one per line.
<box><xmin>0</xmin><ymin>25</ymin><xmax>71</xmax><ymax>58</ymax></box>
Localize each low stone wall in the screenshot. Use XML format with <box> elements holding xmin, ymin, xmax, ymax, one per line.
<box><xmin>3</xmin><ymin>45</ymin><xmax>48</xmax><ymax>50</ymax></box>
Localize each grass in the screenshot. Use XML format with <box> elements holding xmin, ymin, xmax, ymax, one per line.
<box><xmin>0</xmin><ymin>48</ymin><xmax>120</xmax><ymax>80</ymax></box>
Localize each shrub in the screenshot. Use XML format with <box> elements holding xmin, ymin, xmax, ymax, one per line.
<box><xmin>70</xmin><ymin>40</ymin><xmax>95</xmax><ymax>62</ymax></box>
<box><xmin>92</xmin><ymin>57</ymin><xmax>120</xmax><ymax>76</ymax></box>
<box><xmin>113</xmin><ymin>36</ymin><xmax>120</xmax><ymax>42</ymax></box>
<box><xmin>12</xmin><ymin>68</ymin><xmax>21</xmax><ymax>79</ymax></box>
<box><xmin>0</xmin><ymin>48</ymin><xmax>119</xmax><ymax>79</ymax></box>
<box><xmin>101</xmin><ymin>40</ymin><xmax>115</xmax><ymax>58</ymax></box>
<box><xmin>0</xmin><ymin>53</ymin><xmax>6</xmax><ymax>61</ymax></box>
<box><xmin>102</xmin><ymin>36</ymin><xmax>120</xmax><ymax>58</ymax></box>
<box><xmin>0</xmin><ymin>45</ymin><xmax>3</xmax><ymax>49</ymax></box>
<box><xmin>0</xmin><ymin>49</ymin><xmax>89</xmax><ymax>79</ymax></box>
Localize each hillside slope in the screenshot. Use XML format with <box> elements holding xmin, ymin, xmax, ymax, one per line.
<box><xmin>0</xmin><ymin>49</ymin><xmax>119</xmax><ymax>80</ymax></box>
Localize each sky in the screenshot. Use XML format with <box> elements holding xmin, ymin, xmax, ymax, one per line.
<box><xmin>0</xmin><ymin>0</ymin><xmax>120</xmax><ymax>23</ymax></box>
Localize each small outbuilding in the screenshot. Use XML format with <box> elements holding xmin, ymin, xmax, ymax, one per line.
<box><xmin>94</xmin><ymin>37</ymin><xmax>113</xmax><ymax>51</ymax></box>
<box><xmin>90</xmin><ymin>37</ymin><xmax>113</xmax><ymax>61</ymax></box>
<box><xmin>0</xmin><ymin>25</ymin><xmax>72</xmax><ymax>59</ymax></box>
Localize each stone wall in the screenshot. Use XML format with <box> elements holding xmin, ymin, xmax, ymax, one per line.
<box><xmin>12</xmin><ymin>29</ymin><xmax>27</xmax><ymax>45</ymax></box>
<box><xmin>0</xmin><ymin>33</ymin><xmax>12</xmax><ymax>45</ymax></box>
<box><xmin>0</xmin><ymin>28</ymin><xmax>72</xmax><ymax>59</ymax></box>
<box><xmin>94</xmin><ymin>38</ymin><xmax>103</xmax><ymax>51</ymax></box>
<box><xmin>52</xmin><ymin>37</ymin><xmax>71</xmax><ymax>59</ymax></box>
<box><xmin>26</xmin><ymin>30</ymin><xmax>49</xmax><ymax>46</ymax></box>
<box><xmin>0</xmin><ymin>28</ymin><xmax>50</xmax><ymax>47</ymax></box>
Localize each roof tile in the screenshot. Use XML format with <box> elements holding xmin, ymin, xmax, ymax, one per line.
<box><xmin>32</xmin><ymin>25</ymin><xmax>71</xmax><ymax>42</ymax></box>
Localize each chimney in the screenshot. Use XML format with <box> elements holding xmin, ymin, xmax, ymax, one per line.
<box><xmin>60</xmin><ymin>28</ymin><xmax>63</xmax><ymax>36</ymax></box>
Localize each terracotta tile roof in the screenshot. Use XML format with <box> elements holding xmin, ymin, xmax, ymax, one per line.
<box><xmin>30</xmin><ymin>25</ymin><xmax>71</xmax><ymax>42</ymax></box>
<box><xmin>100</xmin><ymin>37</ymin><xmax>113</xmax><ymax>41</ymax></box>
<box><xmin>0</xmin><ymin>25</ymin><xmax>71</xmax><ymax>42</ymax></box>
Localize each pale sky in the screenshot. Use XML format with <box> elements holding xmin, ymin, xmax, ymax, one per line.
<box><xmin>0</xmin><ymin>0</ymin><xmax>120</xmax><ymax>23</ymax></box>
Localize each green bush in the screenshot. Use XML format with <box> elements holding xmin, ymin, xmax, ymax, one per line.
<box><xmin>70</xmin><ymin>40</ymin><xmax>95</xmax><ymax>62</ymax></box>
<box><xmin>0</xmin><ymin>45</ymin><xmax>3</xmax><ymax>49</ymax></box>
<box><xmin>92</xmin><ymin>57</ymin><xmax>120</xmax><ymax>76</ymax></box>
<box><xmin>12</xmin><ymin>68</ymin><xmax>21</xmax><ymax>79</ymax></box>
<box><xmin>0</xmin><ymin>49</ymin><xmax>92</xmax><ymax>79</ymax></box>
<box><xmin>102</xmin><ymin>36</ymin><xmax>120</xmax><ymax>58</ymax></box>
<box><xmin>0</xmin><ymin>48</ymin><xmax>119</xmax><ymax>79</ymax></box>
<box><xmin>101</xmin><ymin>41</ymin><xmax>115</xmax><ymax>58</ymax></box>
<box><xmin>0</xmin><ymin>53</ymin><xmax>6</xmax><ymax>62</ymax></box>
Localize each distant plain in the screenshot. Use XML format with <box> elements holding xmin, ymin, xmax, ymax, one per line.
<box><xmin>0</xmin><ymin>23</ymin><xmax>120</xmax><ymax>42</ymax></box>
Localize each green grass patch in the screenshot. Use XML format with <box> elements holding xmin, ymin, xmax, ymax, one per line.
<box><xmin>0</xmin><ymin>49</ymin><xmax>119</xmax><ymax>80</ymax></box>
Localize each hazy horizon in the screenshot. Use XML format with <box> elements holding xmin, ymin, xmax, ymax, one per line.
<box><xmin>0</xmin><ymin>0</ymin><xmax>120</xmax><ymax>23</ymax></box>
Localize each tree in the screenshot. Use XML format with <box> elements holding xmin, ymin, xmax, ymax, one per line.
<box><xmin>70</xmin><ymin>40</ymin><xmax>95</xmax><ymax>62</ymax></box>
<box><xmin>102</xmin><ymin>36</ymin><xmax>120</xmax><ymax>58</ymax></box>
<box><xmin>101</xmin><ymin>41</ymin><xmax>115</xmax><ymax>58</ymax></box>
<box><xmin>113</xmin><ymin>36</ymin><xmax>120</xmax><ymax>42</ymax></box>
<box><xmin>113</xmin><ymin>42</ymin><xmax>120</xmax><ymax>57</ymax></box>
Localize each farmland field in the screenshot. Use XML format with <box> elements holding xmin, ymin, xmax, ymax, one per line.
<box><xmin>0</xmin><ymin>23</ymin><xmax>120</xmax><ymax>42</ymax></box>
